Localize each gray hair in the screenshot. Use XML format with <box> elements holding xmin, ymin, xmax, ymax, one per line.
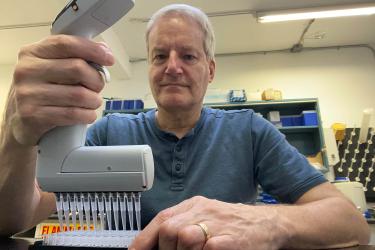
<box><xmin>145</xmin><ymin>4</ymin><xmax>215</xmax><ymax>61</ymax></box>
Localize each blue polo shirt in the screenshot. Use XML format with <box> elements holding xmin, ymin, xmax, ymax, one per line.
<box><xmin>86</xmin><ymin>107</ymin><xmax>326</xmax><ymax>227</ymax></box>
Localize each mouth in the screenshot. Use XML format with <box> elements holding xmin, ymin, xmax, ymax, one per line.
<box><xmin>160</xmin><ymin>83</ymin><xmax>188</xmax><ymax>87</ymax></box>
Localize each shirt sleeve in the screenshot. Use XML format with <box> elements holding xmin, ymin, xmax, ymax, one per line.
<box><xmin>251</xmin><ymin>113</ymin><xmax>327</xmax><ymax>203</ymax></box>
<box><xmin>85</xmin><ymin>116</ymin><xmax>109</xmax><ymax>146</ymax></box>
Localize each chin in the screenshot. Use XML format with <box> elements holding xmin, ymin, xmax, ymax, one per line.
<box><xmin>158</xmin><ymin>98</ymin><xmax>192</xmax><ymax>111</ymax></box>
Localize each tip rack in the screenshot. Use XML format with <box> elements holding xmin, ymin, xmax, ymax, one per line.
<box><xmin>42</xmin><ymin>192</ymin><xmax>141</xmax><ymax>248</ymax></box>
<box><xmin>42</xmin><ymin>230</ymin><xmax>138</xmax><ymax>248</ymax></box>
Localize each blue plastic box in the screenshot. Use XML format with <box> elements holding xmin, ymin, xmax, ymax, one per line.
<box><xmin>280</xmin><ymin>116</ymin><xmax>293</xmax><ymax>126</ymax></box>
<box><xmin>281</xmin><ymin>115</ymin><xmax>303</xmax><ymax>126</ymax></box>
<box><xmin>105</xmin><ymin>99</ymin><xmax>144</xmax><ymax>110</ymax></box>
<box><xmin>122</xmin><ymin>99</ymin><xmax>144</xmax><ymax>110</ymax></box>
<box><xmin>302</xmin><ymin>110</ymin><xmax>318</xmax><ymax>126</ymax></box>
<box><xmin>111</xmin><ymin>100</ymin><xmax>122</xmax><ymax>110</ymax></box>
<box><xmin>293</xmin><ymin>115</ymin><xmax>303</xmax><ymax>126</ymax></box>
<box><xmin>122</xmin><ymin>100</ymin><xmax>134</xmax><ymax>109</ymax></box>
<box><xmin>105</xmin><ymin>100</ymin><xmax>111</xmax><ymax>110</ymax></box>
<box><xmin>135</xmin><ymin>99</ymin><xmax>144</xmax><ymax>109</ymax></box>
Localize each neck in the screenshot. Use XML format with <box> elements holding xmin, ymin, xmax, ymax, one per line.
<box><xmin>156</xmin><ymin>106</ymin><xmax>202</xmax><ymax>139</ymax></box>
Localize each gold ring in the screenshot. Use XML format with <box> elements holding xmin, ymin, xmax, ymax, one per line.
<box><xmin>195</xmin><ymin>223</ymin><xmax>211</xmax><ymax>241</ymax></box>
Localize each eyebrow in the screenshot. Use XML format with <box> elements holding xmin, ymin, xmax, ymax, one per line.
<box><xmin>150</xmin><ymin>48</ymin><xmax>168</xmax><ymax>56</ymax></box>
<box><xmin>180</xmin><ymin>45</ymin><xmax>200</xmax><ymax>52</ymax></box>
<box><xmin>152</xmin><ymin>44</ymin><xmax>199</xmax><ymax>50</ymax></box>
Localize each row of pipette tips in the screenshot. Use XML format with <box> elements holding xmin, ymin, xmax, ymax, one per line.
<box><xmin>55</xmin><ymin>192</ymin><xmax>141</xmax><ymax>232</ymax></box>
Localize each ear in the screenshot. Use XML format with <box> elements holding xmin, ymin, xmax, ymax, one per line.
<box><xmin>208</xmin><ymin>59</ymin><xmax>216</xmax><ymax>83</ymax></box>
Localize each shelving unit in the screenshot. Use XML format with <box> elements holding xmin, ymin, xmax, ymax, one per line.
<box><xmin>103</xmin><ymin>108</ymin><xmax>151</xmax><ymax>116</ymax></box>
<box><xmin>103</xmin><ymin>98</ymin><xmax>328</xmax><ymax>172</ymax></box>
<box><xmin>205</xmin><ymin>98</ymin><xmax>328</xmax><ymax>172</ymax></box>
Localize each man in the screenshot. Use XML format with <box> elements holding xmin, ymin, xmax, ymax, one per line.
<box><xmin>0</xmin><ymin>3</ymin><xmax>369</xmax><ymax>250</ymax></box>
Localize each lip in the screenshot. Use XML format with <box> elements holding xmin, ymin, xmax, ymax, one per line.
<box><xmin>160</xmin><ymin>83</ymin><xmax>188</xmax><ymax>87</ymax></box>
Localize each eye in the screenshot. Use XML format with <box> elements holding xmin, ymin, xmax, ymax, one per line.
<box><xmin>153</xmin><ymin>54</ymin><xmax>167</xmax><ymax>63</ymax></box>
<box><xmin>182</xmin><ymin>54</ymin><xmax>198</xmax><ymax>63</ymax></box>
<box><xmin>183</xmin><ymin>54</ymin><xmax>195</xmax><ymax>60</ymax></box>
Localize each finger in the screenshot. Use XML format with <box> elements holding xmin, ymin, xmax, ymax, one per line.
<box><xmin>157</xmin><ymin>211</ymin><xmax>197</xmax><ymax>250</ymax></box>
<box><xmin>43</xmin><ymin>106</ymin><xmax>98</xmax><ymax>126</ymax></box>
<box><xmin>204</xmin><ymin>235</ymin><xmax>235</xmax><ymax>250</ymax></box>
<box><xmin>14</xmin><ymin>57</ymin><xmax>105</xmax><ymax>93</ymax></box>
<box><xmin>20</xmin><ymin>105</ymin><xmax>98</xmax><ymax>128</ymax></box>
<box><xmin>158</xmin><ymin>209</ymin><xmax>206</xmax><ymax>250</ymax></box>
<box><xmin>20</xmin><ymin>34</ymin><xmax>114</xmax><ymax>66</ymax></box>
<box><xmin>158</xmin><ymin>219</ymin><xmax>178</xmax><ymax>250</ymax></box>
<box><xmin>42</xmin><ymin>58</ymin><xmax>105</xmax><ymax>92</ymax></box>
<box><xmin>177</xmin><ymin>224</ymin><xmax>206</xmax><ymax>250</ymax></box>
<box><xmin>130</xmin><ymin>199</ymin><xmax>197</xmax><ymax>250</ymax></box>
<box><xmin>12</xmin><ymin>105</ymin><xmax>98</xmax><ymax>145</ymax></box>
<box><xmin>18</xmin><ymin>83</ymin><xmax>102</xmax><ymax>110</ymax></box>
<box><xmin>129</xmin><ymin>208</ymin><xmax>174</xmax><ymax>250</ymax></box>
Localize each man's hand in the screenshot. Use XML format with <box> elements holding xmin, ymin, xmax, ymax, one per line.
<box><xmin>9</xmin><ymin>34</ymin><xmax>114</xmax><ymax>145</ymax></box>
<box><xmin>130</xmin><ymin>183</ymin><xmax>369</xmax><ymax>250</ymax></box>
<box><xmin>129</xmin><ymin>196</ymin><xmax>289</xmax><ymax>250</ymax></box>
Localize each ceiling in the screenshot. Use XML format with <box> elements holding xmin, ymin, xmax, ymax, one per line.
<box><xmin>1</xmin><ymin>0</ymin><xmax>375</xmax><ymax>67</ymax></box>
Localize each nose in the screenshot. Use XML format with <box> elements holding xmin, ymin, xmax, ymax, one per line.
<box><xmin>165</xmin><ymin>51</ymin><xmax>183</xmax><ymax>75</ymax></box>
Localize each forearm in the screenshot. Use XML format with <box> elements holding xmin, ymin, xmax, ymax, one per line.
<box><xmin>0</xmin><ymin>132</ymin><xmax>37</xmax><ymax>235</ymax></box>
<box><xmin>272</xmin><ymin>196</ymin><xmax>370</xmax><ymax>249</ymax></box>
<box><xmin>0</xmin><ymin>91</ymin><xmax>54</xmax><ymax>236</ymax></box>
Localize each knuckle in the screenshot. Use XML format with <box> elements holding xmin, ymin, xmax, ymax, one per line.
<box><xmin>87</xmin><ymin>112</ymin><xmax>97</xmax><ymax>123</ymax></box>
<box><xmin>14</xmin><ymin>86</ymin><xmax>31</xmax><ymax>103</ymax></box>
<box><xmin>48</xmin><ymin>34</ymin><xmax>72</xmax><ymax>52</ymax></box>
<box><xmin>177</xmin><ymin>227</ymin><xmax>196</xmax><ymax>247</ymax></box>
<box><xmin>156</xmin><ymin>208</ymin><xmax>174</xmax><ymax>223</ymax></box>
<box><xmin>68</xmin><ymin>59</ymin><xmax>87</xmax><ymax>77</ymax></box>
<box><xmin>159</xmin><ymin>221</ymin><xmax>177</xmax><ymax>240</ymax></box>
<box><xmin>191</xmin><ymin>195</ymin><xmax>206</xmax><ymax>203</ymax></box>
<box><xmin>68</xmin><ymin>86</ymin><xmax>86</xmax><ymax>102</ymax></box>
<box><xmin>94</xmin><ymin>79</ymin><xmax>105</xmax><ymax>92</ymax></box>
<box><xmin>205</xmin><ymin>238</ymin><xmax>222</xmax><ymax>250</ymax></box>
<box><xmin>94</xmin><ymin>96</ymin><xmax>103</xmax><ymax>109</ymax></box>
<box><xmin>13</xmin><ymin>62</ymin><xmax>33</xmax><ymax>83</ymax></box>
<box><xmin>64</xmin><ymin>108</ymin><xmax>96</xmax><ymax>124</ymax></box>
<box><xmin>17</xmin><ymin>44</ymin><xmax>32</xmax><ymax>59</ymax></box>
<box><xmin>63</xmin><ymin>107</ymin><xmax>79</xmax><ymax>120</ymax></box>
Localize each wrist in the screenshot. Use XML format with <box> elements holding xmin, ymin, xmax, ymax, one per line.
<box><xmin>0</xmin><ymin>119</ymin><xmax>37</xmax><ymax>164</ymax></box>
<box><xmin>255</xmin><ymin>205</ymin><xmax>296</xmax><ymax>249</ymax></box>
<box><xmin>271</xmin><ymin>206</ymin><xmax>296</xmax><ymax>248</ymax></box>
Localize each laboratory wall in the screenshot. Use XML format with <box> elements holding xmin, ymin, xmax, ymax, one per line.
<box><xmin>0</xmin><ymin>46</ymin><xmax>375</xmax><ymax>132</ymax></box>
<box><xmin>214</xmin><ymin>46</ymin><xmax>375</xmax><ymax>128</ymax></box>
<box><xmin>101</xmin><ymin>46</ymin><xmax>375</xmax><ymax>128</ymax></box>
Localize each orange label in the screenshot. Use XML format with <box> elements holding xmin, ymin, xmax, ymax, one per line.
<box><xmin>35</xmin><ymin>222</ymin><xmax>95</xmax><ymax>238</ymax></box>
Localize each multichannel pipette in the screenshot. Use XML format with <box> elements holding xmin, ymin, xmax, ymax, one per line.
<box><xmin>36</xmin><ymin>0</ymin><xmax>154</xmax><ymax>248</ymax></box>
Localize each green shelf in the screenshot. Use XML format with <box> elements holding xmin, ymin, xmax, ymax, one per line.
<box><xmin>278</xmin><ymin>126</ymin><xmax>319</xmax><ymax>133</ymax></box>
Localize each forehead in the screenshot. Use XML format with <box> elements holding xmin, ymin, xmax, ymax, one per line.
<box><xmin>148</xmin><ymin>14</ymin><xmax>205</xmax><ymax>51</ymax></box>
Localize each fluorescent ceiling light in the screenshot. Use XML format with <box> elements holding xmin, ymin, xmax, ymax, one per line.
<box><xmin>257</xmin><ymin>4</ymin><xmax>375</xmax><ymax>23</ymax></box>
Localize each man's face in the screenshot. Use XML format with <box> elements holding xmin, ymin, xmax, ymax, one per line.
<box><xmin>148</xmin><ymin>14</ymin><xmax>215</xmax><ymax>112</ymax></box>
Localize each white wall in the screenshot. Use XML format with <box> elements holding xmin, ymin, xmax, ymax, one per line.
<box><xmin>101</xmin><ymin>46</ymin><xmax>375</xmax><ymax>128</ymax></box>
<box><xmin>213</xmin><ymin>47</ymin><xmax>375</xmax><ymax>128</ymax></box>
<box><xmin>1</xmin><ymin>46</ymin><xmax>375</xmax><ymax>129</ymax></box>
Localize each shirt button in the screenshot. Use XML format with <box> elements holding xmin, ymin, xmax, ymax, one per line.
<box><xmin>175</xmin><ymin>145</ymin><xmax>182</xmax><ymax>152</ymax></box>
<box><xmin>175</xmin><ymin>163</ymin><xmax>182</xmax><ymax>171</ymax></box>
